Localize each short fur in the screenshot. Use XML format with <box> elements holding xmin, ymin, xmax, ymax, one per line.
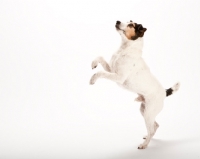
<box><xmin>89</xmin><ymin>20</ymin><xmax>180</xmax><ymax>149</ymax></box>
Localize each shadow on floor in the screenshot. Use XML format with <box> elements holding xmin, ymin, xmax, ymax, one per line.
<box><xmin>107</xmin><ymin>137</ymin><xmax>199</xmax><ymax>159</ymax></box>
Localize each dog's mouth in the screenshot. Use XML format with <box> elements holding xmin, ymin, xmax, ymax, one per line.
<box><xmin>115</xmin><ymin>24</ymin><xmax>120</xmax><ymax>30</ymax></box>
<box><xmin>115</xmin><ymin>24</ymin><xmax>125</xmax><ymax>33</ymax></box>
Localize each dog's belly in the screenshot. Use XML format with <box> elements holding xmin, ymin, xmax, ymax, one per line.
<box><xmin>118</xmin><ymin>70</ymin><xmax>164</xmax><ymax>96</ymax></box>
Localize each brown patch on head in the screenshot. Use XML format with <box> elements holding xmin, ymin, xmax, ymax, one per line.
<box><xmin>125</xmin><ymin>25</ymin><xmax>136</xmax><ymax>40</ymax></box>
<box><xmin>125</xmin><ymin>22</ymin><xmax>147</xmax><ymax>40</ymax></box>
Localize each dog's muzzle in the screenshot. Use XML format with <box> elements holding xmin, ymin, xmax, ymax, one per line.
<box><xmin>116</xmin><ymin>21</ymin><xmax>121</xmax><ymax>25</ymax></box>
<box><xmin>115</xmin><ymin>21</ymin><xmax>125</xmax><ymax>34</ymax></box>
<box><xmin>115</xmin><ymin>20</ymin><xmax>121</xmax><ymax>30</ymax></box>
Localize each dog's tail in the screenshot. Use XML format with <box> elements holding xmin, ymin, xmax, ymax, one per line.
<box><xmin>166</xmin><ymin>82</ymin><xmax>180</xmax><ymax>97</ymax></box>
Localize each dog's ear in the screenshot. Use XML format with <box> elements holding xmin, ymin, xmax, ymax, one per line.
<box><xmin>135</xmin><ymin>24</ymin><xmax>147</xmax><ymax>37</ymax></box>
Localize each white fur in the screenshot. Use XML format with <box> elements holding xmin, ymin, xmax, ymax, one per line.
<box><xmin>89</xmin><ymin>21</ymin><xmax>179</xmax><ymax>149</ymax></box>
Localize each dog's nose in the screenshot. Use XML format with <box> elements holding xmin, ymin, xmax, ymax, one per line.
<box><xmin>116</xmin><ymin>21</ymin><xmax>121</xmax><ymax>25</ymax></box>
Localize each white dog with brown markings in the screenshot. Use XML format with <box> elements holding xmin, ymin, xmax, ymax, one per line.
<box><xmin>89</xmin><ymin>20</ymin><xmax>180</xmax><ymax>149</ymax></box>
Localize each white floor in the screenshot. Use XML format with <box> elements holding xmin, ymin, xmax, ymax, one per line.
<box><xmin>1</xmin><ymin>1</ymin><xmax>200</xmax><ymax>159</ymax></box>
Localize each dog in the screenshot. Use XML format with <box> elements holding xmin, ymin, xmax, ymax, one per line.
<box><xmin>89</xmin><ymin>20</ymin><xmax>180</xmax><ymax>149</ymax></box>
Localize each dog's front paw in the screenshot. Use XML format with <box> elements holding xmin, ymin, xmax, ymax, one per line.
<box><xmin>89</xmin><ymin>73</ymin><xmax>97</xmax><ymax>85</ymax></box>
<box><xmin>91</xmin><ymin>60</ymin><xmax>98</xmax><ymax>69</ymax></box>
<box><xmin>143</xmin><ymin>135</ymin><xmax>147</xmax><ymax>139</ymax></box>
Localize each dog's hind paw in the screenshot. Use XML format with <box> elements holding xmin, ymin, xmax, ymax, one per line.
<box><xmin>134</xmin><ymin>95</ymin><xmax>145</xmax><ymax>102</ymax></box>
<box><xmin>143</xmin><ymin>135</ymin><xmax>147</xmax><ymax>139</ymax></box>
<box><xmin>138</xmin><ymin>144</ymin><xmax>147</xmax><ymax>149</ymax></box>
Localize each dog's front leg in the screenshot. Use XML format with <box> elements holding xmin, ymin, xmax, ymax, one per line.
<box><xmin>91</xmin><ymin>56</ymin><xmax>111</xmax><ymax>72</ymax></box>
<box><xmin>90</xmin><ymin>71</ymin><xmax>126</xmax><ymax>85</ymax></box>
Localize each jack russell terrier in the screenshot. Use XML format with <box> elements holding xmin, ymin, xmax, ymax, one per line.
<box><xmin>89</xmin><ymin>20</ymin><xmax>180</xmax><ymax>149</ymax></box>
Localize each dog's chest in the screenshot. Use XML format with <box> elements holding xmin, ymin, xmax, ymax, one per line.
<box><xmin>109</xmin><ymin>47</ymin><xmax>136</xmax><ymax>73</ymax></box>
<box><xmin>109</xmin><ymin>53</ymin><xmax>125</xmax><ymax>72</ymax></box>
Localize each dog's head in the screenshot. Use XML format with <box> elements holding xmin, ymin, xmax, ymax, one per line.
<box><xmin>115</xmin><ymin>20</ymin><xmax>147</xmax><ymax>40</ymax></box>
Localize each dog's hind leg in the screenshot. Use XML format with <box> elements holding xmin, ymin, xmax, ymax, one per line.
<box><xmin>143</xmin><ymin>122</ymin><xmax>159</xmax><ymax>140</ymax></box>
<box><xmin>138</xmin><ymin>115</ymin><xmax>155</xmax><ymax>149</ymax></box>
<box><xmin>139</xmin><ymin>103</ymin><xmax>159</xmax><ymax>141</ymax></box>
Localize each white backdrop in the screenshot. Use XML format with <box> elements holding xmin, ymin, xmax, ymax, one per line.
<box><xmin>0</xmin><ymin>0</ymin><xmax>200</xmax><ymax>159</ymax></box>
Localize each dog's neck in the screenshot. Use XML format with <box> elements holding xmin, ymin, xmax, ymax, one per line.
<box><xmin>120</xmin><ymin>37</ymin><xmax>143</xmax><ymax>51</ymax></box>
